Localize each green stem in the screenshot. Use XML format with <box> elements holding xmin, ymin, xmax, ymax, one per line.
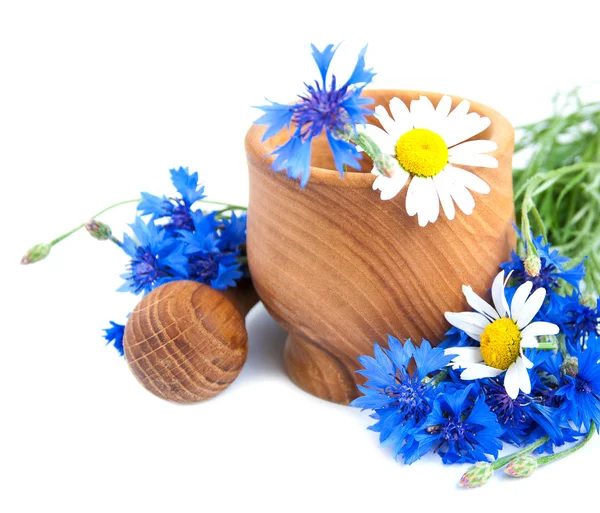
<box><xmin>196</xmin><ymin>200</ymin><xmax>248</xmax><ymax>210</ymax></box>
<box><xmin>48</xmin><ymin>198</ymin><xmax>247</xmax><ymax>248</ymax></box>
<box><xmin>214</xmin><ymin>206</ymin><xmax>247</xmax><ymax>217</ymax></box>
<box><xmin>49</xmin><ymin>198</ymin><xmax>141</xmax><ymax>246</ymax></box>
<box><xmin>109</xmin><ymin>235</ymin><xmax>123</xmax><ymax>247</ymax></box>
<box><xmin>338</xmin><ymin>126</ymin><xmax>395</xmax><ymax>177</ymax></box>
<box><xmin>537</xmin><ymin>341</ymin><xmax>558</xmax><ymax>351</ymax></box>
<box><xmin>536</xmin><ymin>422</ymin><xmax>595</xmax><ymax>466</ymax></box>
<box><xmin>557</xmin><ymin>333</ymin><xmax>569</xmax><ymax>359</ymax></box>
<box><xmin>491</xmin><ymin>436</ymin><xmax>550</xmax><ymax>470</ymax></box>
<box><xmin>428</xmin><ymin>369</ymin><xmax>449</xmax><ymax>387</ymax></box>
<box><xmin>520</xmin><ymin>197</ymin><xmax>538</xmax><ymax>255</ymax></box>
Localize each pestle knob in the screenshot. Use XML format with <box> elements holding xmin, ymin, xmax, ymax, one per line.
<box><xmin>123</xmin><ymin>279</ymin><xmax>259</xmax><ymax>403</ymax></box>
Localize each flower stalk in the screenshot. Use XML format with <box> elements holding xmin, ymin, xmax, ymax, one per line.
<box><xmin>535</xmin><ymin>421</ymin><xmax>595</xmax><ymax>466</ymax></box>
<box><xmin>504</xmin><ymin>422</ymin><xmax>596</xmax><ymax>479</ymax></box>
<box><xmin>341</xmin><ymin>128</ymin><xmax>396</xmax><ymax>177</ymax></box>
<box><xmin>20</xmin><ymin>197</ymin><xmax>247</xmax><ymax>265</ymax></box>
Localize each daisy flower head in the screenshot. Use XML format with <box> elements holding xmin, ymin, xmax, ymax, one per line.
<box><xmin>254</xmin><ymin>43</ymin><xmax>375</xmax><ymax>188</ymax></box>
<box><xmin>444</xmin><ymin>270</ymin><xmax>560</xmax><ymax>399</ymax></box>
<box><xmin>362</xmin><ymin>95</ymin><xmax>498</xmax><ymax>226</ymax></box>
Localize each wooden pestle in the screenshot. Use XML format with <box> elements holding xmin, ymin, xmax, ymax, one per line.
<box><xmin>123</xmin><ymin>279</ymin><xmax>259</xmax><ymax>403</ymax></box>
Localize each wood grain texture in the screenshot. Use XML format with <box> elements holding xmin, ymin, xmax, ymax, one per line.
<box><xmin>245</xmin><ymin>89</ymin><xmax>516</xmax><ymax>405</ymax></box>
<box><xmin>123</xmin><ymin>280</ymin><xmax>258</xmax><ymax>403</ymax></box>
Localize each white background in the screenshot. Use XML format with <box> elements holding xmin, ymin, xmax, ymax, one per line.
<box><xmin>1</xmin><ymin>1</ymin><xmax>598</xmax><ymax>511</ymax></box>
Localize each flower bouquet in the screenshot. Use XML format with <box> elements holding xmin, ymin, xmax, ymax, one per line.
<box><xmin>22</xmin><ymin>43</ymin><xmax>600</xmax><ymax>487</ymax></box>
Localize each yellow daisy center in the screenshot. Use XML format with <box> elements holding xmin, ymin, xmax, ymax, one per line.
<box><xmin>480</xmin><ymin>318</ymin><xmax>522</xmax><ymax>370</ymax></box>
<box><xmin>395</xmin><ymin>128</ymin><xmax>448</xmax><ymax>177</ymax></box>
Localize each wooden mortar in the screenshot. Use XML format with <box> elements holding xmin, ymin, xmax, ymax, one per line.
<box><xmin>124</xmin><ymin>279</ymin><xmax>259</xmax><ymax>403</ymax></box>
<box><xmin>245</xmin><ymin>89</ymin><xmax>515</xmax><ymax>405</ymax></box>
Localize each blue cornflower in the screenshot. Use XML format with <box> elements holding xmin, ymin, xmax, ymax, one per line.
<box><xmin>555</xmin><ymin>346</ymin><xmax>600</xmax><ymax>433</ymax></box>
<box><xmin>255</xmin><ymin>43</ymin><xmax>375</xmax><ymax>187</ymax></box>
<box><xmin>170</xmin><ymin>166</ymin><xmax>206</xmax><ymax>206</ymax></box>
<box><xmin>178</xmin><ymin>211</ymin><xmax>243</xmax><ymax>290</ymax></box>
<box><xmin>482</xmin><ymin>379</ymin><xmax>531</xmax><ymax>443</ymax></box>
<box><xmin>501</xmin><ymin>233</ymin><xmax>585</xmax><ymax>297</ymax></box>
<box><xmin>404</xmin><ymin>385</ymin><xmax>504</xmax><ymax>465</ymax></box>
<box><xmin>104</xmin><ymin>321</ymin><xmax>125</xmax><ymax>356</ymax></box>
<box><xmin>351</xmin><ymin>337</ymin><xmax>455</xmax><ymax>460</ymax></box>
<box><xmin>559</xmin><ymin>293</ymin><xmax>600</xmax><ymax>347</ymax></box>
<box><xmin>177</xmin><ymin>211</ymin><xmax>220</xmax><ymax>253</ymax></box>
<box><xmin>138</xmin><ymin>167</ymin><xmax>206</xmax><ymax>233</ymax></box>
<box><xmin>119</xmin><ymin>217</ymin><xmax>188</xmax><ymax>294</ymax></box>
<box><xmin>482</xmin><ymin>376</ymin><xmax>563</xmax><ymax>445</ymax></box>
<box><xmin>218</xmin><ymin>212</ymin><xmax>247</xmax><ymax>252</ymax></box>
<box><xmin>187</xmin><ymin>252</ymin><xmax>242</xmax><ymax>290</ymax></box>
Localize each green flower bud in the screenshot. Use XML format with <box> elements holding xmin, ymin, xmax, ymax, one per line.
<box><xmin>524</xmin><ymin>253</ymin><xmax>542</xmax><ymax>278</ymax></box>
<box><xmin>505</xmin><ymin>455</ymin><xmax>538</xmax><ymax>478</ymax></box>
<box><xmin>459</xmin><ymin>461</ymin><xmax>493</xmax><ymax>488</ymax></box>
<box><xmin>85</xmin><ymin>219</ymin><xmax>112</xmax><ymax>241</ymax></box>
<box><xmin>20</xmin><ymin>243</ymin><xmax>51</xmax><ymax>265</ymax></box>
<box><xmin>561</xmin><ymin>356</ymin><xmax>579</xmax><ymax>378</ymax></box>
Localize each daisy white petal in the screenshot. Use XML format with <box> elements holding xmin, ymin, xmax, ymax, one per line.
<box><xmin>449</xmin><ymin>311</ymin><xmax>491</xmax><ymax>329</ymax></box>
<box><xmin>449</xmin><ymin>182</ymin><xmax>475</xmax><ymax>215</ymax></box>
<box><xmin>448</xmin><ymin>152</ymin><xmax>499</xmax><ymax>169</ymax></box>
<box><xmin>520</xmin><ymin>321</ymin><xmax>560</xmax><ymax>339</ymax></box>
<box><xmin>462</xmin><ymin>285</ymin><xmax>499</xmax><ymax>321</ymax></box>
<box><xmin>375</xmin><ymin>105</ymin><xmax>403</xmax><ymax>140</ymax></box>
<box><xmin>445</xmin><ymin>114</ymin><xmax>492</xmax><ymax>148</ymax></box>
<box><xmin>445</xmin><ymin>346</ymin><xmax>484</xmax><ymax>363</ymax></box>
<box><xmin>447</xmin><ymin>327</ymin><xmax>482</xmax><ymax>343</ymax></box>
<box><xmin>417</xmin><ymin>196</ymin><xmax>432</xmax><ymax>227</ymax></box>
<box><xmin>516</xmin><ymin>288</ymin><xmax>547</xmax><ymax>329</ymax></box>
<box><xmin>410</xmin><ymin>95</ymin><xmax>436</xmax><ymax>129</ymax></box>
<box><xmin>504</xmin><ymin>362</ymin><xmax>520</xmax><ymax>399</ymax></box>
<box><xmin>460</xmin><ymin>363</ymin><xmax>504</xmax><ymax>380</ymax></box>
<box><xmin>491</xmin><ymin>271</ymin><xmax>510</xmax><ymax>318</ymax></box>
<box><xmin>444</xmin><ymin>312</ymin><xmax>486</xmax><ymax>340</ymax></box>
<box><xmin>516</xmin><ymin>357</ymin><xmax>532</xmax><ymax>394</ymax></box>
<box><xmin>388</xmin><ymin>97</ymin><xmax>413</xmax><ymax>134</ymax></box>
<box><xmin>422</xmin><ymin>177</ymin><xmax>440</xmax><ymax>225</ymax></box>
<box><xmin>446</xmin><ymin>166</ymin><xmax>491</xmax><ymax>194</ymax></box>
<box><xmin>449</xmin><ymin>140</ymin><xmax>498</xmax><ymax>154</ymax></box>
<box><xmin>433</xmin><ymin>172</ymin><xmax>455</xmax><ymax>220</ymax></box>
<box><xmin>510</xmin><ymin>281</ymin><xmax>534</xmax><ymax>322</ymax></box>
<box><xmin>520</xmin><ymin>336</ymin><xmax>539</xmax><ymax>349</ymax></box>
<box><xmin>405</xmin><ymin>175</ymin><xmax>425</xmax><ymax>217</ymax></box>
<box><xmin>446</xmin><ymin>99</ymin><xmax>470</xmax><ymax>122</ymax></box>
<box><xmin>371</xmin><ymin>165</ymin><xmax>410</xmax><ymax>200</ymax></box>
<box><xmin>521</xmin><ymin>353</ymin><xmax>534</xmax><ymax>369</ymax></box>
<box><xmin>435</xmin><ymin>95</ymin><xmax>452</xmax><ymax>119</ymax></box>
<box><xmin>503</xmin><ymin>270</ymin><xmax>514</xmax><ymax>288</ymax></box>
<box><xmin>462</xmin><ymin>115</ymin><xmax>491</xmax><ymax>140</ymax></box>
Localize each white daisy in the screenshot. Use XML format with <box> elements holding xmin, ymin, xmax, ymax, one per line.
<box><xmin>444</xmin><ymin>270</ymin><xmax>560</xmax><ymax>399</ymax></box>
<box><xmin>360</xmin><ymin>95</ymin><xmax>498</xmax><ymax>226</ymax></box>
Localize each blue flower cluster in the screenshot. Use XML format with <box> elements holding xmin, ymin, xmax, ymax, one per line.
<box><xmin>255</xmin><ymin>43</ymin><xmax>375</xmax><ymax>188</ymax></box>
<box><xmin>352</xmin><ymin>337</ymin><xmax>503</xmax><ymax>464</ymax></box>
<box><xmin>103</xmin><ymin>167</ymin><xmax>248</xmax><ymax>355</ymax></box>
<box><xmin>353</xmin><ymin>234</ymin><xmax>600</xmax><ymax>465</ymax></box>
